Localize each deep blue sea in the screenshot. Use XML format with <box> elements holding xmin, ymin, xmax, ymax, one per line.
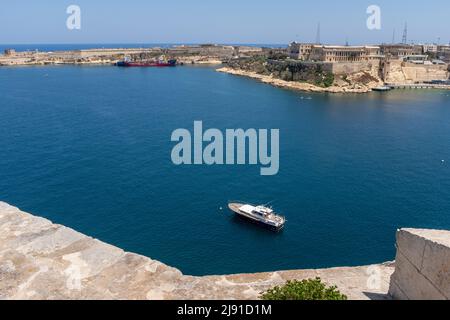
<box><xmin>1</xmin><ymin>64</ymin><xmax>449</xmax><ymax>275</ymax></box>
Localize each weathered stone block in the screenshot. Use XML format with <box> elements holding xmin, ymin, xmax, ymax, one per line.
<box><xmin>391</xmin><ymin>250</ymin><xmax>445</xmax><ymax>300</ymax></box>
<box><xmin>420</xmin><ymin>236</ymin><xmax>450</xmax><ymax>298</ymax></box>
<box><xmin>395</xmin><ymin>229</ymin><xmax>426</xmax><ymax>269</ymax></box>
<box><xmin>389</xmin><ymin>228</ymin><xmax>450</xmax><ymax>300</ymax></box>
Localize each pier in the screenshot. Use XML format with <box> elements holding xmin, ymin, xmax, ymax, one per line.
<box><xmin>387</xmin><ymin>83</ymin><xmax>450</xmax><ymax>90</ymax></box>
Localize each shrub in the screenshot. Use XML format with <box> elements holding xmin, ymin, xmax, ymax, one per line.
<box><xmin>322</xmin><ymin>73</ymin><xmax>335</xmax><ymax>87</ymax></box>
<box><xmin>260</xmin><ymin>277</ymin><xmax>347</xmax><ymax>300</ymax></box>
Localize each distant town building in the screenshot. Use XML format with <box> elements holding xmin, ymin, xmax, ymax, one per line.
<box><xmin>4</xmin><ymin>49</ymin><xmax>15</xmax><ymax>56</ymax></box>
<box><xmin>288</xmin><ymin>43</ymin><xmax>384</xmax><ymax>63</ymax></box>
<box><xmin>438</xmin><ymin>53</ymin><xmax>450</xmax><ymax>63</ymax></box>
<box><xmin>435</xmin><ymin>45</ymin><xmax>450</xmax><ymax>62</ymax></box>
<box><xmin>364</xmin><ymin>46</ymin><xmax>384</xmax><ymax>61</ymax></box>
<box><xmin>403</xmin><ymin>55</ymin><xmax>428</xmax><ymax>64</ymax></box>
<box><xmin>309</xmin><ymin>45</ymin><xmax>383</xmax><ymax>63</ymax></box>
<box><xmin>235</xmin><ymin>46</ymin><xmax>263</xmax><ymax>56</ymax></box>
<box><xmin>380</xmin><ymin>44</ymin><xmax>420</xmax><ymax>59</ymax></box>
<box><xmin>422</xmin><ymin>44</ymin><xmax>438</xmax><ymax>53</ymax></box>
<box><xmin>288</xmin><ymin>42</ymin><xmax>314</xmax><ymax>60</ymax></box>
<box><xmin>438</xmin><ymin>45</ymin><xmax>450</xmax><ymax>53</ymax></box>
<box><xmin>412</xmin><ymin>45</ymin><xmax>425</xmax><ymax>54</ymax></box>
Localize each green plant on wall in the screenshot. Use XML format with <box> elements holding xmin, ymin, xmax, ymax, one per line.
<box><xmin>260</xmin><ymin>277</ymin><xmax>347</xmax><ymax>300</ymax></box>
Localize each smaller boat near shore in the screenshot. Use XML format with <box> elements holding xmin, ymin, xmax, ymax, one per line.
<box><xmin>228</xmin><ymin>202</ymin><xmax>286</xmax><ymax>231</ymax></box>
<box><xmin>372</xmin><ymin>86</ymin><xmax>392</xmax><ymax>92</ymax></box>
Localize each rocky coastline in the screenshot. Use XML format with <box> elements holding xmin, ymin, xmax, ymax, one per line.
<box><xmin>217</xmin><ymin>67</ymin><xmax>381</xmax><ymax>94</ymax></box>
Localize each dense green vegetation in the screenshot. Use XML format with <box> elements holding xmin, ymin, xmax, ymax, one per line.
<box><xmin>260</xmin><ymin>278</ymin><xmax>347</xmax><ymax>300</ymax></box>
<box><xmin>227</xmin><ymin>56</ymin><xmax>335</xmax><ymax>87</ymax></box>
<box><xmin>313</xmin><ymin>64</ymin><xmax>335</xmax><ymax>87</ymax></box>
<box><xmin>322</xmin><ymin>72</ymin><xmax>335</xmax><ymax>87</ymax></box>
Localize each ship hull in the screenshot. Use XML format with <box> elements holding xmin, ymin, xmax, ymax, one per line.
<box><xmin>233</xmin><ymin>213</ymin><xmax>284</xmax><ymax>231</ymax></box>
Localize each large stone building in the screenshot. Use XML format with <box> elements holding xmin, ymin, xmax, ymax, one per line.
<box><xmin>288</xmin><ymin>42</ymin><xmax>314</xmax><ymax>60</ymax></box>
<box><xmin>422</xmin><ymin>44</ymin><xmax>438</xmax><ymax>53</ymax></box>
<box><xmin>309</xmin><ymin>45</ymin><xmax>383</xmax><ymax>63</ymax></box>
<box><xmin>288</xmin><ymin>43</ymin><xmax>383</xmax><ymax>63</ymax></box>
<box><xmin>437</xmin><ymin>45</ymin><xmax>450</xmax><ymax>63</ymax></box>
<box><xmin>4</xmin><ymin>49</ymin><xmax>15</xmax><ymax>56</ymax></box>
<box><xmin>380</xmin><ymin>44</ymin><xmax>422</xmax><ymax>59</ymax></box>
<box><xmin>438</xmin><ymin>45</ymin><xmax>450</xmax><ymax>53</ymax></box>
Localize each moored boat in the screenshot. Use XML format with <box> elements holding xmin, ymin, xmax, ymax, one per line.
<box><xmin>372</xmin><ymin>86</ymin><xmax>392</xmax><ymax>92</ymax></box>
<box><xmin>228</xmin><ymin>202</ymin><xmax>286</xmax><ymax>231</ymax></box>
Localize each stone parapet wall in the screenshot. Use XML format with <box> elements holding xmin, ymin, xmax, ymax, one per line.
<box><xmin>389</xmin><ymin>228</ymin><xmax>450</xmax><ymax>300</ymax></box>
<box><xmin>3</xmin><ymin>201</ymin><xmax>449</xmax><ymax>300</ymax></box>
<box><xmin>0</xmin><ymin>202</ymin><xmax>393</xmax><ymax>300</ymax></box>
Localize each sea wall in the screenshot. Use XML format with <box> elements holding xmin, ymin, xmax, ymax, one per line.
<box><xmin>330</xmin><ymin>61</ymin><xmax>380</xmax><ymax>77</ymax></box>
<box><xmin>0</xmin><ymin>202</ymin><xmax>393</xmax><ymax>300</ymax></box>
<box><xmin>402</xmin><ymin>64</ymin><xmax>448</xmax><ymax>83</ymax></box>
<box><xmin>388</xmin><ymin>228</ymin><xmax>450</xmax><ymax>300</ymax></box>
<box><xmin>383</xmin><ymin>60</ymin><xmax>449</xmax><ymax>84</ymax></box>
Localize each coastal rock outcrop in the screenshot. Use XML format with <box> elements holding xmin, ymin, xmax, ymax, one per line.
<box><xmin>218</xmin><ymin>56</ymin><xmax>383</xmax><ymax>93</ymax></box>
<box><xmin>217</xmin><ymin>67</ymin><xmax>381</xmax><ymax>94</ymax></box>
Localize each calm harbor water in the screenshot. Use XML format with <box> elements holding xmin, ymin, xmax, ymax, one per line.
<box><xmin>1</xmin><ymin>65</ymin><xmax>450</xmax><ymax>275</ymax></box>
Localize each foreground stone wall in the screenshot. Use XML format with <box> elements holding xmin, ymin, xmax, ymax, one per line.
<box><xmin>389</xmin><ymin>229</ymin><xmax>450</xmax><ymax>300</ymax></box>
<box><xmin>0</xmin><ymin>202</ymin><xmax>393</xmax><ymax>300</ymax></box>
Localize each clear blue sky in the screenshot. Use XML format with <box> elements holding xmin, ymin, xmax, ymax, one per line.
<box><xmin>0</xmin><ymin>0</ymin><xmax>449</xmax><ymax>45</ymax></box>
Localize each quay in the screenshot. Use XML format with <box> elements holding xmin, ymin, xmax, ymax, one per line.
<box><xmin>387</xmin><ymin>83</ymin><xmax>450</xmax><ymax>90</ymax></box>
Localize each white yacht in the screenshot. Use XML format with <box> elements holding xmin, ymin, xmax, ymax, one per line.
<box><xmin>228</xmin><ymin>202</ymin><xmax>286</xmax><ymax>231</ymax></box>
